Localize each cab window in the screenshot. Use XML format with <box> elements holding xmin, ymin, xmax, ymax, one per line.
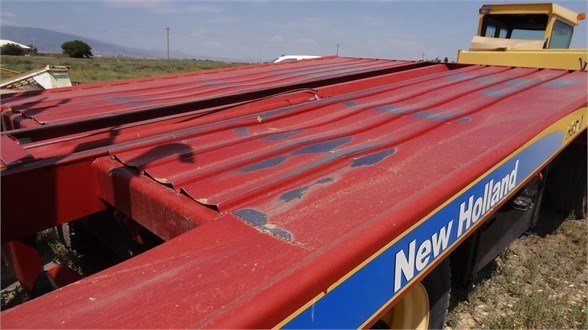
<box><xmin>549</xmin><ymin>19</ymin><xmax>573</xmax><ymax>48</ymax></box>
<box><xmin>484</xmin><ymin>22</ymin><xmax>496</xmax><ymax>37</ymax></box>
<box><xmin>481</xmin><ymin>14</ymin><xmax>548</xmax><ymax>40</ymax></box>
<box><xmin>511</xmin><ymin>29</ymin><xmax>545</xmax><ymax>40</ymax></box>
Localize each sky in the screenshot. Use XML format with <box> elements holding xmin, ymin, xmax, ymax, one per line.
<box><xmin>1</xmin><ymin>0</ymin><xmax>587</xmax><ymax>62</ymax></box>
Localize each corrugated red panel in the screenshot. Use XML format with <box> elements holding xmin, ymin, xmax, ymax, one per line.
<box><xmin>1</xmin><ymin>58</ymin><xmax>586</xmax><ymax>328</ymax></box>
<box><xmin>13</xmin><ymin>63</ymin><xmax>452</xmax><ymax>161</ymax></box>
<box><xmin>1</xmin><ymin>61</ymin><xmax>450</xmax><ymax>244</ymax></box>
<box><xmin>109</xmin><ymin>66</ymin><xmax>546</xmax><ymax>214</ymax></box>
<box><xmin>1</xmin><ymin>57</ymin><xmax>414</xmax><ymax>129</ymax></box>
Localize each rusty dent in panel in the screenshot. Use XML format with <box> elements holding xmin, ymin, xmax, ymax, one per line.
<box><xmin>373</xmin><ymin>104</ymin><xmax>414</xmax><ymax>115</ymax></box>
<box><xmin>259</xmin><ymin>130</ymin><xmax>300</xmax><ymax>141</ymax></box>
<box><xmin>240</xmin><ymin>155</ymin><xmax>288</xmax><ymax>172</ymax></box>
<box><xmin>541</xmin><ymin>77</ymin><xmax>577</xmax><ymax>88</ymax></box>
<box><xmin>279</xmin><ymin>177</ymin><xmax>335</xmax><ymax>203</ymax></box>
<box><xmin>239</xmin><ymin>136</ymin><xmax>353</xmax><ymax>173</ymax></box>
<box><xmin>411</xmin><ymin>111</ymin><xmax>460</xmax><ymax>122</ymax></box>
<box><xmin>292</xmin><ymin>136</ymin><xmax>352</xmax><ymax>155</ymax></box>
<box><xmin>480</xmin><ymin>77</ymin><xmax>542</xmax><ymax>97</ymax></box>
<box><xmin>234</xmin><ymin>127</ymin><xmax>250</xmax><ymax>135</ymax></box>
<box><xmin>442</xmin><ymin>72</ymin><xmax>475</xmax><ymax>81</ymax></box>
<box><xmin>233</xmin><ymin>209</ymin><xmax>294</xmax><ymax>241</ymax></box>
<box><xmin>350</xmin><ymin>148</ymin><xmax>396</xmax><ymax>168</ymax></box>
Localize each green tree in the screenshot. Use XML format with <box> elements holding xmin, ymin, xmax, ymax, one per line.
<box><xmin>1</xmin><ymin>43</ymin><xmax>27</xmax><ymax>56</ymax></box>
<box><xmin>61</xmin><ymin>40</ymin><xmax>93</xmax><ymax>58</ymax></box>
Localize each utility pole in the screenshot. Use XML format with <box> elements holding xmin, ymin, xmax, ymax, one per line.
<box><xmin>165</xmin><ymin>27</ymin><xmax>170</xmax><ymax>60</ymax></box>
<box><xmin>336</xmin><ymin>44</ymin><xmax>341</xmax><ymax>56</ymax></box>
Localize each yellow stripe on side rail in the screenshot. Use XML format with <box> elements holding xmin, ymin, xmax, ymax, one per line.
<box><xmin>457</xmin><ymin>49</ymin><xmax>588</xmax><ymax>71</ymax></box>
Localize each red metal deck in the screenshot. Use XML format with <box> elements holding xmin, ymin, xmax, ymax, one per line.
<box><xmin>1</xmin><ymin>57</ymin><xmax>586</xmax><ymax>328</ymax></box>
<box><xmin>1</xmin><ymin>56</ymin><xmax>415</xmax><ymax>130</ymax></box>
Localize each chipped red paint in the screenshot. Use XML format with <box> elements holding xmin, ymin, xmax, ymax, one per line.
<box><xmin>1</xmin><ymin>56</ymin><xmax>586</xmax><ymax>328</ymax></box>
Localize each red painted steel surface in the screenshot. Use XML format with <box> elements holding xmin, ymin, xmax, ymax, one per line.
<box><xmin>0</xmin><ymin>57</ymin><xmax>414</xmax><ymax>130</ymax></box>
<box><xmin>0</xmin><ymin>59</ymin><xmax>446</xmax><ymax>244</ymax></box>
<box><xmin>0</xmin><ymin>135</ymin><xmax>33</xmax><ymax>166</ymax></box>
<box><xmin>1</xmin><ymin>58</ymin><xmax>432</xmax><ymax>242</ymax></box>
<box><xmin>3</xmin><ymin>237</ymin><xmax>41</xmax><ymax>292</ymax></box>
<box><xmin>93</xmin><ymin>157</ymin><xmax>218</xmax><ymax>241</ymax></box>
<box><xmin>1</xmin><ymin>159</ymin><xmax>104</xmax><ymax>244</ymax></box>
<box><xmin>46</xmin><ymin>265</ymin><xmax>83</xmax><ymax>288</ymax></box>
<box><xmin>1</xmin><ymin>57</ymin><xmax>586</xmax><ymax>328</ymax></box>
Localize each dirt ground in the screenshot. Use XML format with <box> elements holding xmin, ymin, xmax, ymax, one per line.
<box><xmin>445</xmin><ymin>209</ymin><xmax>587</xmax><ymax>329</ymax></box>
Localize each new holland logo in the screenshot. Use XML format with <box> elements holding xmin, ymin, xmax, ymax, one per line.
<box><xmin>394</xmin><ymin>160</ymin><xmax>519</xmax><ymax>293</ymax></box>
<box><xmin>457</xmin><ymin>160</ymin><xmax>519</xmax><ymax>237</ymax></box>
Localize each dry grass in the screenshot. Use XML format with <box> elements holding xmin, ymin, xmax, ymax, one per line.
<box><xmin>446</xmin><ymin>213</ymin><xmax>588</xmax><ymax>329</ymax></box>
<box><xmin>0</xmin><ymin>55</ymin><xmax>244</xmax><ymax>84</ymax></box>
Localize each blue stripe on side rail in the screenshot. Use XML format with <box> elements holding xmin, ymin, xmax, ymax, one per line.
<box><xmin>283</xmin><ymin>130</ymin><xmax>563</xmax><ymax>328</ymax></box>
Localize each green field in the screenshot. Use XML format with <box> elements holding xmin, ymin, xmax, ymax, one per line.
<box><xmin>0</xmin><ymin>55</ymin><xmax>245</xmax><ymax>84</ymax></box>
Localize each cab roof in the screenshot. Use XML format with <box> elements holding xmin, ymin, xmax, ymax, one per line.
<box><xmin>480</xmin><ymin>3</ymin><xmax>583</xmax><ymax>25</ymax></box>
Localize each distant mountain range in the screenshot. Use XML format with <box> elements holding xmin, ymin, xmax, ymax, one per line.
<box><xmin>0</xmin><ymin>26</ymin><xmax>239</xmax><ymax>61</ymax></box>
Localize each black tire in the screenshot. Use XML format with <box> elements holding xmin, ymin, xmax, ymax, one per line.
<box><xmin>372</xmin><ymin>258</ymin><xmax>451</xmax><ymax>329</ymax></box>
<box><xmin>421</xmin><ymin>258</ymin><xmax>451</xmax><ymax>330</ymax></box>
<box><xmin>546</xmin><ymin>144</ymin><xmax>587</xmax><ymax>219</ymax></box>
